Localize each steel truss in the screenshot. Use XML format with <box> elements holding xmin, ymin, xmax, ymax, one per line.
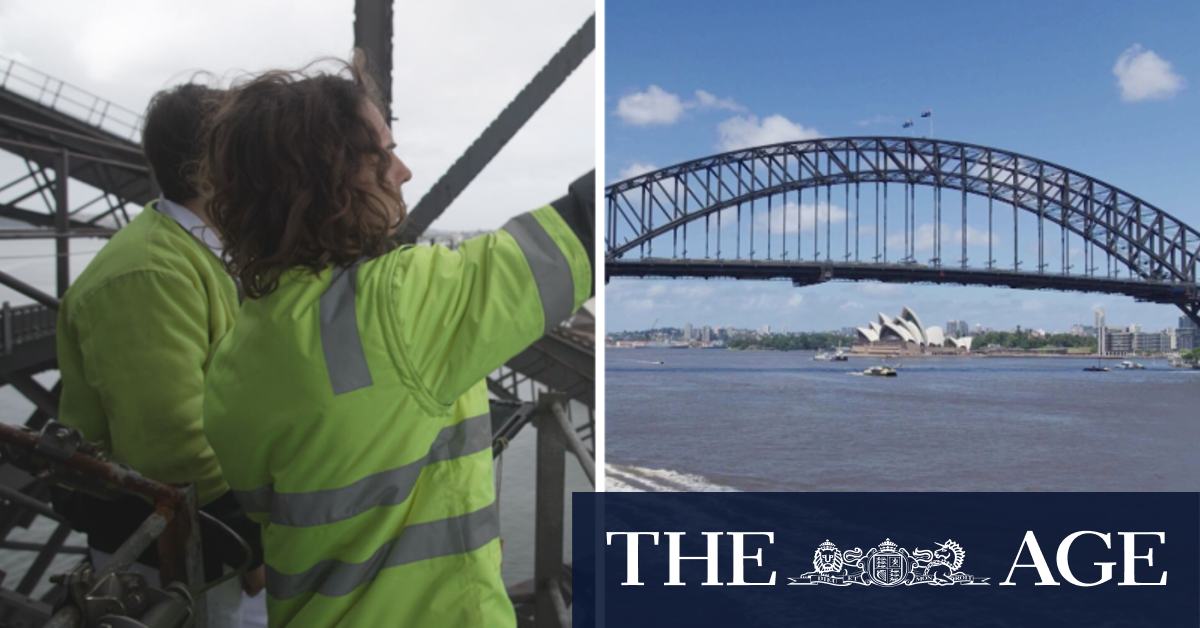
<box><xmin>606</xmin><ymin>137</ymin><xmax>1200</xmax><ymax>326</ymax></box>
<box><xmin>0</xmin><ymin>9</ymin><xmax>596</xmax><ymax>624</ymax></box>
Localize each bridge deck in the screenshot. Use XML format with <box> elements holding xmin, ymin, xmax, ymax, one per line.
<box><xmin>608</xmin><ymin>258</ymin><xmax>1200</xmax><ymax>306</ymax></box>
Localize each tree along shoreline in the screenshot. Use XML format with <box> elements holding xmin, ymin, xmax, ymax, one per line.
<box><xmin>724</xmin><ymin>347</ymin><xmax>1123</xmax><ymax>358</ymax></box>
<box><xmin>726</xmin><ymin>330</ymin><xmax>1095</xmax><ymax>353</ymax></box>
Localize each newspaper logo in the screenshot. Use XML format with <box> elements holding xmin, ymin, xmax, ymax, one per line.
<box><xmin>789</xmin><ymin>538</ymin><xmax>989</xmax><ymax>586</ymax></box>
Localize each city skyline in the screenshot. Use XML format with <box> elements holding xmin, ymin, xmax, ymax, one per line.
<box><xmin>612</xmin><ymin>312</ymin><xmax>1183</xmax><ymax>336</ymax></box>
<box><xmin>606</xmin><ymin>280</ymin><xmax>1185</xmax><ymax>333</ymax></box>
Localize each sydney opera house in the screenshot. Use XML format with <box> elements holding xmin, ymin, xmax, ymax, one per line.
<box><xmin>853</xmin><ymin>307</ymin><xmax>974</xmax><ymax>355</ymax></box>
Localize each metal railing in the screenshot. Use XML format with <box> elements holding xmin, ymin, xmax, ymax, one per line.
<box><xmin>532</xmin><ymin>394</ymin><xmax>592</xmax><ymax>628</ymax></box>
<box><xmin>0</xmin><ymin>55</ymin><xmax>144</xmax><ymax>142</ymax></box>
<box><xmin>0</xmin><ymin>420</ymin><xmax>241</xmax><ymax>628</ymax></box>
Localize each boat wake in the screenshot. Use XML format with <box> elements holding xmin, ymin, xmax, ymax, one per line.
<box><xmin>605</xmin><ymin>464</ymin><xmax>740</xmax><ymax>492</ymax></box>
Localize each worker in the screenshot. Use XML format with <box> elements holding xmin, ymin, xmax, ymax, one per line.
<box><xmin>200</xmin><ymin>59</ymin><xmax>592</xmax><ymax>627</ymax></box>
<box><xmin>53</xmin><ymin>83</ymin><xmax>267</xmax><ymax>627</ymax></box>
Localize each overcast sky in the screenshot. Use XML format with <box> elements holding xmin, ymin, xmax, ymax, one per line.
<box><xmin>0</xmin><ymin>0</ymin><xmax>594</xmax><ymax>232</ymax></box>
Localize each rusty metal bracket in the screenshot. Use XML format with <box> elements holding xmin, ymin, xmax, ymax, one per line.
<box><xmin>34</xmin><ymin>420</ymin><xmax>82</xmax><ymax>462</ymax></box>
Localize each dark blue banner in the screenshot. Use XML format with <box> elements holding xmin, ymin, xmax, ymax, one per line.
<box><xmin>573</xmin><ymin>493</ymin><xmax>1199</xmax><ymax>627</ymax></box>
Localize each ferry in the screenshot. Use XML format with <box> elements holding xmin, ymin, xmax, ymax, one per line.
<box><xmin>863</xmin><ymin>365</ymin><xmax>898</xmax><ymax>377</ymax></box>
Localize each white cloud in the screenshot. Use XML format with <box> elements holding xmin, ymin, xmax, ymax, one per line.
<box><xmin>1113</xmin><ymin>44</ymin><xmax>1186</xmax><ymax>102</ymax></box>
<box><xmin>624</xmin><ymin>298</ymin><xmax>658</xmax><ymax>312</ymax></box>
<box><xmin>887</xmin><ymin>223</ymin><xmax>998</xmax><ymax>254</ymax></box>
<box><xmin>860</xmin><ymin>283</ymin><xmax>905</xmax><ymax>296</ymax></box>
<box><xmin>618</xmin><ymin>162</ymin><xmax>658</xmax><ymax>180</ymax></box>
<box><xmin>787</xmin><ymin>293</ymin><xmax>804</xmax><ymax>308</ymax></box>
<box><xmin>1019</xmin><ymin>299</ymin><xmax>1046</xmax><ymax>313</ymax></box>
<box><xmin>716</xmin><ymin>114</ymin><xmax>821</xmax><ymax>151</ymax></box>
<box><xmin>614</xmin><ymin>86</ymin><xmax>744</xmax><ymax>126</ymax></box>
<box><xmin>752</xmin><ymin>202</ymin><xmax>847</xmax><ymax>233</ymax></box>
<box><xmin>694</xmin><ymin>89</ymin><xmax>744</xmax><ymax>112</ymax></box>
<box><xmin>614</xmin><ymin>85</ymin><xmax>686</xmax><ymax>126</ymax></box>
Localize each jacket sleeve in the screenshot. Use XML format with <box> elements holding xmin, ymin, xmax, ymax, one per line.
<box><xmin>388</xmin><ymin>205</ymin><xmax>591</xmax><ymax>409</ymax></box>
<box><xmin>69</xmin><ymin>270</ymin><xmax>228</xmax><ymax>497</ymax></box>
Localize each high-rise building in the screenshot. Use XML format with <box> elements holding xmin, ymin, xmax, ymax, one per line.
<box><xmin>945</xmin><ymin>319</ymin><xmax>959</xmax><ymax>338</ymax></box>
<box><xmin>1094</xmin><ymin>308</ymin><xmax>1106</xmax><ymax>355</ymax></box>
<box><xmin>1103</xmin><ymin>328</ymin><xmax>1172</xmax><ymax>355</ymax></box>
<box><xmin>683</xmin><ymin>323</ymin><xmax>693</xmax><ymax>341</ymax></box>
<box><xmin>1178</xmin><ymin>315</ymin><xmax>1199</xmax><ymax>350</ymax></box>
<box><xmin>702</xmin><ymin>326</ymin><xmax>711</xmax><ymax>343</ymax></box>
<box><xmin>760</xmin><ymin>324</ymin><xmax>771</xmax><ymax>335</ymax></box>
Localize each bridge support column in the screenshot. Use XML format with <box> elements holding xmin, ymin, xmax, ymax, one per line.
<box><xmin>1179</xmin><ymin>303</ymin><xmax>1200</xmax><ymax>330</ymax></box>
<box><xmin>54</xmin><ymin>150</ymin><xmax>68</xmax><ymax>298</ymax></box>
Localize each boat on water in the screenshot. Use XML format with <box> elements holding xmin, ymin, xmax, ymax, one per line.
<box><xmin>863</xmin><ymin>365</ymin><xmax>898</xmax><ymax>377</ymax></box>
<box><xmin>1084</xmin><ymin>355</ymin><xmax>1109</xmax><ymax>372</ymax></box>
<box><xmin>815</xmin><ymin>347</ymin><xmax>850</xmax><ymax>362</ymax></box>
<box><xmin>1117</xmin><ymin>360</ymin><xmax>1145</xmax><ymax>370</ymax></box>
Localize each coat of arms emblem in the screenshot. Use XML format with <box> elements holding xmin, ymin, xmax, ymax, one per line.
<box><xmin>789</xmin><ymin>538</ymin><xmax>989</xmax><ymax>586</ymax></box>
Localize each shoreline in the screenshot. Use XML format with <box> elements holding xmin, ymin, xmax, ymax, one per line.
<box><xmin>616</xmin><ymin>346</ymin><xmax>1177</xmax><ymax>360</ymax></box>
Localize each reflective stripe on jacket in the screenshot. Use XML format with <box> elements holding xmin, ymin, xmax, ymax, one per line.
<box><xmin>203</xmin><ymin>205</ymin><xmax>591</xmax><ymax>627</ymax></box>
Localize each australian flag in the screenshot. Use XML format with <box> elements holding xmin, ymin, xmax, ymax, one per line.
<box><xmin>921</xmin><ymin>109</ymin><xmax>933</xmax><ymax>118</ymax></box>
<box><xmin>902</xmin><ymin>119</ymin><xmax>914</xmax><ymax>128</ymax></box>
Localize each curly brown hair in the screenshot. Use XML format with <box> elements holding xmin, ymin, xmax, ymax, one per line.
<box><xmin>199</xmin><ymin>59</ymin><xmax>404</xmax><ymax>298</ymax></box>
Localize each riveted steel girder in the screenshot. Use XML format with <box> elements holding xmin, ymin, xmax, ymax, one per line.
<box><xmin>606</xmin><ymin>137</ymin><xmax>1200</xmax><ymax>287</ymax></box>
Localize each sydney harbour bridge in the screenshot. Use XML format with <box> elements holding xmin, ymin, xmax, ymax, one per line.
<box><xmin>605</xmin><ymin>137</ymin><xmax>1200</xmax><ymax>328</ymax></box>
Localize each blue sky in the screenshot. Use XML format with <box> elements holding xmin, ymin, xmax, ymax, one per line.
<box><xmin>605</xmin><ymin>0</ymin><xmax>1199</xmax><ymax>333</ymax></box>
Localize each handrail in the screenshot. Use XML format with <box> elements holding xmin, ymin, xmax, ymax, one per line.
<box><xmin>532</xmin><ymin>395</ymin><xmax>594</xmax><ymax>628</ymax></box>
<box><xmin>0</xmin><ymin>55</ymin><xmax>144</xmax><ymax>142</ymax></box>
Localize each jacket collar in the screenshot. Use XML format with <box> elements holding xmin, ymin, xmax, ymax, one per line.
<box><xmin>154</xmin><ymin>196</ymin><xmax>224</xmax><ymax>258</ymax></box>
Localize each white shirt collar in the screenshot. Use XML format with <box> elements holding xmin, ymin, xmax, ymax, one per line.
<box><xmin>156</xmin><ymin>196</ymin><xmax>223</xmax><ymax>257</ymax></box>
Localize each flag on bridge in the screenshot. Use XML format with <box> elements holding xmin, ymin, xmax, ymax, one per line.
<box><xmin>921</xmin><ymin>109</ymin><xmax>933</xmax><ymax>118</ymax></box>
<box><xmin>902</xmin><ymin>119</ymin><xmax>914</xmax><ymax>128</ymax></box>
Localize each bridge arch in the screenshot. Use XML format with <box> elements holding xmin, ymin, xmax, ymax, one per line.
<box><xmin>606</xmin><ymin>137</ymin><xmax>1200</xmax><ymax>287</ymax></box>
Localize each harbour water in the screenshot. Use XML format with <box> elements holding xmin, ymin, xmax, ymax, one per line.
<box><xmin>606</xmin><ymin>348</ymin><xmax>1200</xmax><ymax>492</ymax></box>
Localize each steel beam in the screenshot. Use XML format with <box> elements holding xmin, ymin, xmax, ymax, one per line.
<box><xmin>353</xmin><ymin>0</ymin><xmax>394</xmax><ymax>124</ymax></box>
<box><xmin>606</xmin><ymin>136</ymin><xmax>1200</xmax><ymax>289</ymax></box>
<box><xmin>534</xmin><ymin>395</ymin><xmax>567</xmax><ymax>628</ymax></box>
<box><xmin>607</xmin><ymin>259</ymin><xmax>1200</xmax><ymax>308</ymax></box>
<box><xmin>399</xmin><ymin>14</ymin><xmax>594</xmax><ymax>242</ymax></box>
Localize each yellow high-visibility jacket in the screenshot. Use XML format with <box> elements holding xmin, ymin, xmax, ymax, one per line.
<box><xmin>203</xmin><ymin>205</ymin><xmax>591</xmax><ymax>627</ymax></box>
<box><xmin>58</xmin><ymin>202</ymin><xmax>236</xmax><ymax>505</ymax></box>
